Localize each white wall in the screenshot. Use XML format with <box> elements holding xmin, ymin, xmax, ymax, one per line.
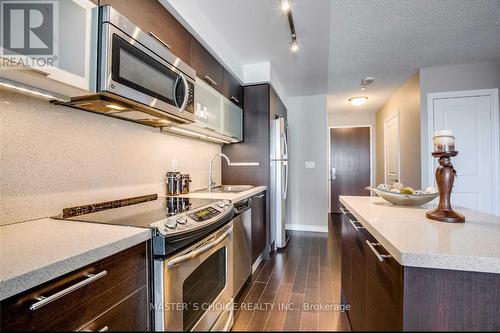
<box><xmin>243</xmin><ymin>62</ymin><xmax>288</xmax><ymax>106</ymax></box>
<box><xmin>327</xmin><ymin>111</ymin><xmax>377</xmax><ymax>210</ymax></box>
<box><xmin>0</xmin><ymin>88</ymin><xmax>222</xmax><ymax>225</ymax></box>
<box><xmin>420</xmin><ymin>61</ymin><xmax>500</xmax><ymax>186</ymax></box>
<box><xmin>287</xmin><ymin>94</ymin><xmax>328</xmax><ymax>232</ymax></box>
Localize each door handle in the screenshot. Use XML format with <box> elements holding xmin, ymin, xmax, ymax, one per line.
<box><xmin>148</xmin><ymin>32</ymin><xmax>171</xmax><ymax>49</ymax></box>
<box><xmin>366</xmin><ymin>241</ymin><xmax>392</xmax><ymax>262</ymax></box>
<box><xmin>349</xmin><ymin>218</ymin><xmax>365</xmax><ymax>231</ymax></box>
<box><xmin>30</xmin><ymin>271</ymin><xmax>107</xmax><ymax>310</ymax></box>
<box><xmin>204</xmin><ymin>75</ymin><xmax>217</xmax><ymax>86</ymax></box>
<box><xmin>178</xmin><ymin>74</ymin><xmax>189</xmax><ymax>113</ymax></box>
<box><xmin>167</xmin><ymin>226</ymin><xmax>232</xmax><ymax>268</ymax></box>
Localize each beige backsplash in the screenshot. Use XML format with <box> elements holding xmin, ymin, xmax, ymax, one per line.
<box><xmin>0</xmin><ymin>88</ymin><xmax>222</xmax><ymax>225</ymax></box>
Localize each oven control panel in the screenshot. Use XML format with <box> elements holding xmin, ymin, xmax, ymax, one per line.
<box><xmin>152</xmin><ymin>200</ymin><xmax>232</xmax><ymax>236</ymax></box>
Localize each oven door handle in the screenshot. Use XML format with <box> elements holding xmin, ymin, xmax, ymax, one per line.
<box><xmin>167</xmin><ymin>226</ymin><xmax>232</xmax><ymax>269</ymax></box>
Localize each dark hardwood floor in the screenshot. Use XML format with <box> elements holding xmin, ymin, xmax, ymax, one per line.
<box><xmin>232</xmin><ymin>214</ymin><xmax>350</xmax><ymax>331</ymax></box>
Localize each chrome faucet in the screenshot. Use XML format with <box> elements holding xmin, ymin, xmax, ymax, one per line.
<box><xmin>208</xmin><ymin>153</ymin><xmax>232</xmax><ymax>192</ymax></box>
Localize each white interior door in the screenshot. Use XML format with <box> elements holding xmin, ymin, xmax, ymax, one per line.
<box><xmin>384</xmin><ymin>113</ymin><xmax>400</xmax><ymax>184</ymax></box>
<box><xmin>429</xmin><ymin>91</ymin><xmax>499</xmax><ymax>215</ymax></box>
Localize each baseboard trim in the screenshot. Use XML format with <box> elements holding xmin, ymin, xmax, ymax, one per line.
<box><xmin>285</xmin><ymin>224</ymin><xmax>328</xmax><ymax>233</ymax></box>
<box><xmin>252</xmin><ymin>254</ymin><xmax>263</xmax><ymax>273</ymax></box>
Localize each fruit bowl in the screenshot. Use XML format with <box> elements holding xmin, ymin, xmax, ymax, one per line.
<box><xmin>366</xmin><ymin>187</ymin><xmax>439</xmax><ymax>206</ymax></box>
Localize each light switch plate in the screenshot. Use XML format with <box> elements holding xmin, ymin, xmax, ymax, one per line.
<box><xmin>305</xmin><ymin>161</ymin><xmax>315</xmax><ymax>169</ymax></box>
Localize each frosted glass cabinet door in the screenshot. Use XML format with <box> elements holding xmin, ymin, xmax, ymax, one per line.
<box><xmin>194</xmin><ymin>78</ymin><xmax>223</xmax><ymax>131</ymax></box>
<box><xmin>223</xmin><ymin>98</ymin><xmax>243</xmax><ymax>142</ymax></box>
<box><xmin>13</xmin><ymin>0</ymin><xmax>98</xmax><ymax>92</ymax></box>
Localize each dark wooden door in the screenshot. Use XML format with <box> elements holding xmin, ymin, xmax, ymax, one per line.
<box><xmin>340</xmin><ymin>209</ymin><xmax>353</xmax><ymax>307</ymax></box>
<box><xmin>364</xmin><ymin>233</ymin><xmax>404</xmax><ymax>331</ymax></box>
<box><xmin>222</xmin><ymin>68</ymin><xmax>242</xmax><ymax>107</ymax></box>
<box><xmin>330</xmin><ymin>127</ymin><xmax>370</xmax><ymax>213</ymax></box>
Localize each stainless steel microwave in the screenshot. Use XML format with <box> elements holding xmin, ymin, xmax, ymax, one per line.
<box><xmin>61</xmin><ymin>6</ymin><xmax>195</xmax><ymax>126</ymax></box>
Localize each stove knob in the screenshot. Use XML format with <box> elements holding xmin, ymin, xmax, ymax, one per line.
<box><xmin>216</xmin><ymin>201</ymin><xmax>226</xmax><ymax>208</ymax></box>
<box><xmin>176</xmin><ymin>216</ymin><xmax>188</xmax><ymax>225</ymax></box>
<box><xmin>165</xmin><ymin>220</ymin><xmax>177</xmax><ymax>229</ymax></box>
<box><xmin>223</xmin><ymin>200</ymin><xmax>231</xmax><ymax>206</ymax></box>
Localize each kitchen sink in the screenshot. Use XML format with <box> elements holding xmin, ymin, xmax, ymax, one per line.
<box><xmin>196</xmin><ymin>185</ymin><xmax>254</xmax><ymax>193</ymax></box>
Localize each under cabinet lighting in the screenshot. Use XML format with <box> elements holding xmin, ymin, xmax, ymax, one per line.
<box><xmin>348</xmin><ymin>96</ymin><xmax>368</xmax><ymax>106</ymax></box>
<box><xmin>105</xmin><ymin>104</ymin><xmax>127</xmax><ymax>111</ymax></box>
<box><xmin>169</xmin><ymin>126</ymin><xmax>231</xmax><ymax>144</ymax></box>
<box><xmin>0</xmin><ymin>81</ymin><xmax>60</xmax><ymax>100</ymax></box>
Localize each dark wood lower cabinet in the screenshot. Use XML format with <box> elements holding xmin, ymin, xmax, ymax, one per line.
<box><xmin>340</xmin><ymin>205</ymin><xmax>500</xmax><ymax>331</ymax></box>
<box><xmin>0</xmin><ymin>242</ymin><xmax>150</xmax><ymax>331</ymax></box>
<box><xmin>251</xmin><ymin>191</ymin><xmax>267</xmax><ymax>262</ymax></box>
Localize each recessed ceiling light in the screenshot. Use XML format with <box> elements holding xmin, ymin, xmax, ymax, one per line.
<box><xmin>348</xmin><ymin>96</ymin><xmax>368</xmax><ymax>106</ymax></box>
<box><xmin>281</xmin><ymin>0</ymin><xmax>290</xmax><ymax>12</ymax></box>
<box><xmin>290</xmin><ymin>40</ymin><xmax>299</xmax><ymax>52</ymax></box>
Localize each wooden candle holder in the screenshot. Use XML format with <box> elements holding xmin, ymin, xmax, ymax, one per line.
<box><xmin>426</xmin><ymin>151</ymin><xmax>465</xmax><ymax>223</ymax></box>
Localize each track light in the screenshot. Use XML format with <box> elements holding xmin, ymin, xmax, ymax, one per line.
<box><xmin>281</xmin><ymin>0</ymin><xmax>290</xmax><ymax>12</ymax></box>
<box><xmin>290</xmin><ymin>40</ymin><xmax>299</xmax><ymax>52</ymax></box>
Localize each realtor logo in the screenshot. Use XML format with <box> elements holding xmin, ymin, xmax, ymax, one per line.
<box><xmin>0</xmin><ymin>0</ymin><xmax>58</xmax><ymax>66</ymax></box>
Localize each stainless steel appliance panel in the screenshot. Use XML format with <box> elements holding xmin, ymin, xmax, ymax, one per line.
<box><xmin>271</xmin><ymin>116</ymin><xmax>289</xmax><ymax>250</ymax></box>
<box><xmin>154</xmin><ymin>222</ymin><xmax>234</xmax><ymax>331</ymax></box>
<box><xmin>232</xmin><ymin>200</ymin><xmax>252</xmax><ymax>298</ymax></box>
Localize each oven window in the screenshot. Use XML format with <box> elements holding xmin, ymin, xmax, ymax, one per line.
<box><xmin>111</xmin><ymin>34</ymin><xmax>179</xmax><ymax>106</ymax></box>
<box><xmin>183</xmin><ymin>247</ymin><xmax>226</xmax><ymax>331</ymax></box>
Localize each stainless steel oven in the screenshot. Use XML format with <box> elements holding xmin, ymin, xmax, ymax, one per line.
<box><xmin>61</xmin><ymin>5</ymin><xmax>195</xmax><ymax>126</ymax></box>
<box><xmin>154</xmin><ymin>222</ymin><xmax>234</xmax><ymax>331</ymax></box>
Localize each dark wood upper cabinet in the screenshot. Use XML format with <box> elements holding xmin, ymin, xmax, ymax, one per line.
<box><xmin>222</xmin><ymin>68</ymin><xmax>242</xmax><ymax>106</ymax></box>
<box><xmin>99</xmin><ymin>0</ymin><xmax>191</xmax><ymax>64</ymax></box>
<box><xmin>190</xmin><ymin>38</ymin><xmax>223</xmax><ymax>93</ymax></box>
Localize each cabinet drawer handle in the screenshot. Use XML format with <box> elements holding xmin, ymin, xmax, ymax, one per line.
<box><xmin>30</xmin><ymin>271</ymin><xmax>107</xmax><ymax>311</ymax></box>
<box><xmin>255</xmin><ymin>193</ymin><xmax>265</xmax><ymax>198</ymax></box>
<box><xmin>365</xmin><ymin>241</ymin><xmax>392</xmax><ymax>262</ymax></box>
<box><xmin>340</xmin><ymin>206</ymin><xmax>348</xmax><ymax>215</ymax></box>
<box><xmin>229</xmin><ymin>96</ymin><xmax>240</xmax><ymax>104</ymax></box>
<box><xmin>204</xmin><ymin>75</ymin><xmax>217</xmax><ymax>86</ymax></box>
<box><xmin>349</xmin><ymin>218</ymin><xmax>365</xmax><ymax>231</ymax></box>
<box><xmin>148</xmin><ymin>31</ymin><xmax>171</xmax><ymax>49</ymax></box>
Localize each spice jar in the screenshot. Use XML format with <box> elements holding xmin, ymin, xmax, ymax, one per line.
<box><xmin>433</xmin><ymin>130</ymin><xmax>455</xmax><ymax>152</ymax></box>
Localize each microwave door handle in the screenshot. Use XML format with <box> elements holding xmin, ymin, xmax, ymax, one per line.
<box><xmin>178</xmin><ymin>74</ymin><xmax>189</xmax><ymax>113</ymax></box>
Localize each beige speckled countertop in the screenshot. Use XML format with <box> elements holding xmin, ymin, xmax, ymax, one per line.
<box><xmin>180</xmin><ymin>186</ymin><xmax>267</xmax><ymax>202</ymax></box>
<box><xmin>340</xmin><ymin>196</ymin><xmax>500</xmax><ymax>274</ymax></box>
<box><xmin>0</xmin><ymin>218</ymin><xmax>150</xmax><ymax>301</ymax></box>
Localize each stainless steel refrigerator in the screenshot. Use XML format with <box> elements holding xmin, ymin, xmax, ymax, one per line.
<box><xmin>270</xmin><ymin>116</ymin><xmax>290</xmax><ymax>249</ymax></box>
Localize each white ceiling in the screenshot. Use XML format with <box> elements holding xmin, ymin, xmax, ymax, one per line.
<box><xmin>191</xmin><ymin>0</ymin><xmax>332</xmax><ymax>96</ymax></box>
<box><xmin>187</xmin><ymin>0</ymin><xmax>500</xmax><ymax>110</ymax></box>
<box><xmin>328</xmin><ymin>0</ymin><xmax>500</xmax><ymax>113</ymax></box>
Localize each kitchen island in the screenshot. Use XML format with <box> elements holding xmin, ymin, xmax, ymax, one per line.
<box><xmin>339</xmin><ymin>196</ymin><xmax>500</xmax><ymax>331</ymax></box>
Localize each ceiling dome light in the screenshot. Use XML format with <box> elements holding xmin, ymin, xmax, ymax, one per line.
<box><xmin>290</xmin><ymin>40</ymin><xmax>299</xmax><ymax>52</ymax></box>
<box><xmin>281</xmin><ymin>0</ymin><xmax>290</xmax><ymax>12</ymax></box>
<box><xmin>348</xmin><ymin>96</ymin><xmax>368</xmax><ymax>106</ymax></box>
